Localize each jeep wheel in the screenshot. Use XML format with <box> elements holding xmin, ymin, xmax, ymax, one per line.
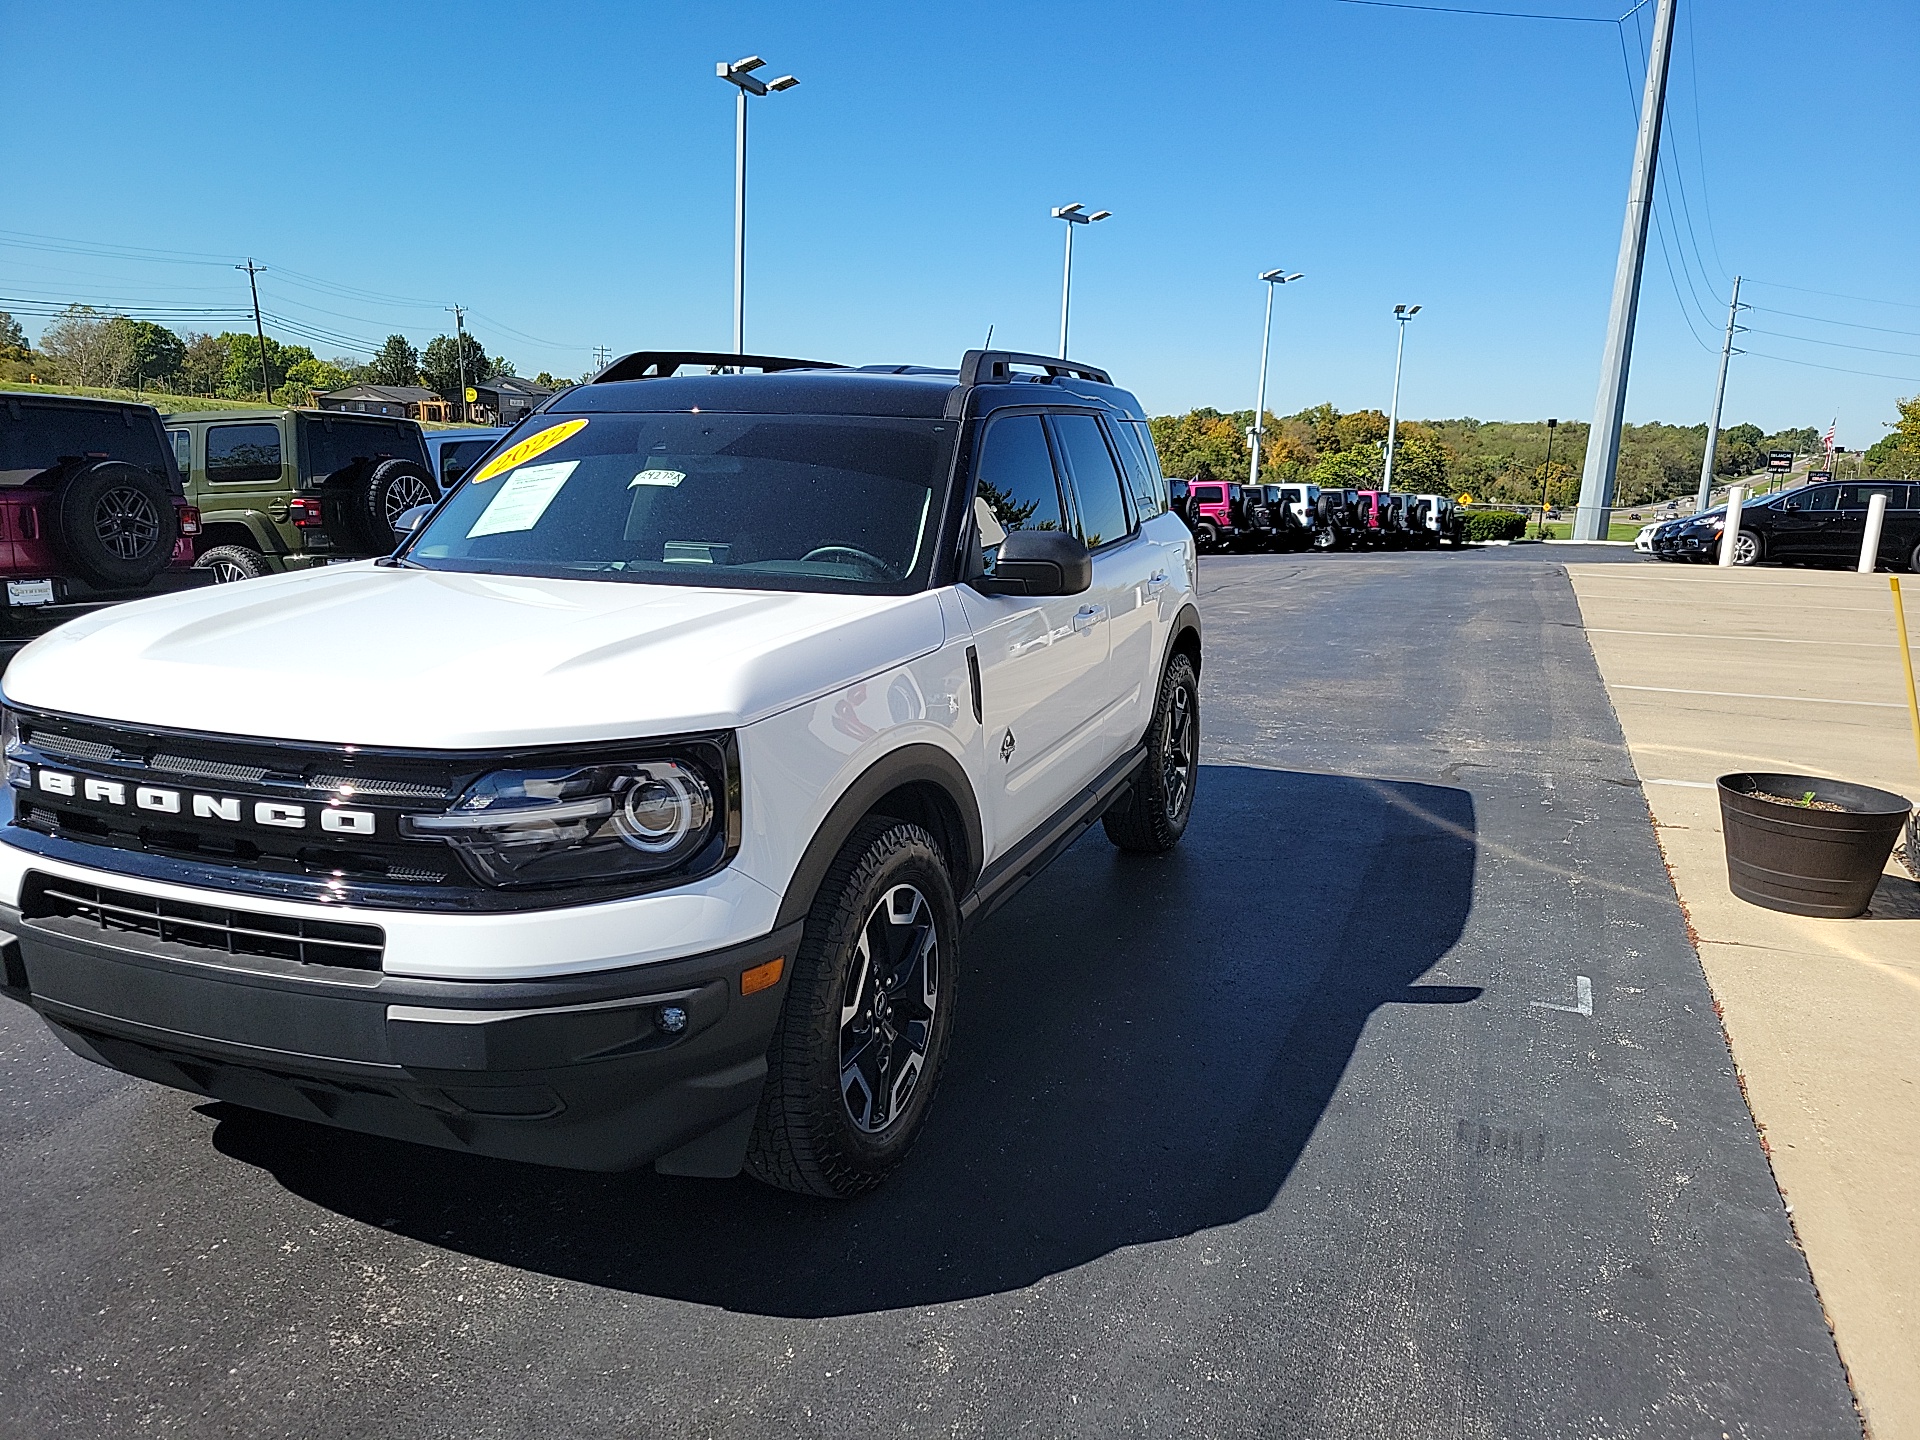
<box><xmin>51</xmin><ymin>461</ymin><xmax>177</xmax><ymax>589</ymax></box>
<box><xmin>195</xmin><ymin>545</ymin><xmax>272</xmax><ymax>583</ymax></box>
<box><xmin>1196</xmin><ymin>520</ymin><xmax>1221</xmax><ymax>552</ymax></box>
<box><xmin>1104</xmin><ymin>650</ymin><xmax>1199</xmax><ymax>854</ymax></box>
<box><xmin>747</xmin><ymin>818</ymin><xmax>958</xmax><ymax>1198</ymax></box>
<box><xmin>343</xmin><ymin>459</ymin><xmax>438</xmax><ymax>551</ymax></box>
<box><xmin>1312</xmin><ymin>526</ymin><xmax>1338</xmax><ymax>551</ymax></box>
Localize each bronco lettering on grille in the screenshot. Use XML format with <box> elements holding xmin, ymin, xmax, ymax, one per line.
<box><xmin>32</xmin><ymin>768</ymin><xmax>376</xmax><ymax>835</ymax></box>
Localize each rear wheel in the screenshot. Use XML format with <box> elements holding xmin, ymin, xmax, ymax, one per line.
<box><xmin>1104</xmin><ymin>651</ymin><xmax>1199</xmax><ymax>854</ymax></box>
<box><xmin>1311</xmin><ymin>527</ymin><xmax>1337</xmax><ymax>551</ymax></box>
<box><xmin>194</xmin><ymin>544</ymin><xmax>271</xmax><ymax>583</ymax></box>
<box><xmin>746</xmin><ymin>818</ymin><xmax>958</xmax><ymax>1198</ymax></box>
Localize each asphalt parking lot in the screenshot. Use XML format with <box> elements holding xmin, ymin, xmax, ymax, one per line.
<box><xmin>0</xmin><ymin>545</ymin><xmax>1862</xmax><ymax>1439</ymax></box>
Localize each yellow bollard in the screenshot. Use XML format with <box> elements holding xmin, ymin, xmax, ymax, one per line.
<box><xmin>1893</xmin><ymin>577</ymin><xmax>1920</xmax><ymax>777</ymax></box>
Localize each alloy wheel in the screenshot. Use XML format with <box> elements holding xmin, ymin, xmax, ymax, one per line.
<box><xmin>1162</xmin><ymin>674</ymin><xmax>1196</xmax><ymax>818</ymax></box>
<box><xmin>207</xmin><ymin>560</ymin><xmax>252</xmax><ymax>583</ymax></box>
<box><xmin>383</xmin><ymin>473</ymin><xmax>437</xmax><ymax>522</ymax></box>
<box><xmin>839</xmin><ymin>883</ymin><xmax>939</xmax><ymax>1134</ymax></box>
<box><xmin>94</xmin><ymin>487</ymin><xmax>161</xmax><ymax>560</ymax></box>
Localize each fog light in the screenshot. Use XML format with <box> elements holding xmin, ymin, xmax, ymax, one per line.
<box><xmin>656</xmin><ymin>1004</ymin><xmax>688</xmax><ymax>1035</ymax></box>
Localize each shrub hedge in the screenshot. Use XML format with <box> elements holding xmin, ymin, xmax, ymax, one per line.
<box><xmin>1463</xmin><ymin>509</ymin><xmax>1529</xmax><ymax>543</ymax></box>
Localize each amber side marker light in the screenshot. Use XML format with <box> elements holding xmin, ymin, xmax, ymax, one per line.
<box><xmin>741</xmin><ymin>956</ymin><xmax>785</xmax><ymax>996</ymax></box>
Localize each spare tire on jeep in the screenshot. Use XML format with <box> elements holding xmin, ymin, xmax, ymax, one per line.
<box><xmin>337</xmin><ymin>458</ymin><xmax>438</xmax><ymax>552</ymax></box>
<box><xmin>50</xmin><ymin>461</ymin><xmax>178</xmax><ymax>590</ymax></box>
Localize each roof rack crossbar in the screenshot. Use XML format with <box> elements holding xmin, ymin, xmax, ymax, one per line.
<box><xmin>589</xmin><ymin>351</ymin><xmax>846</xmax><ymax>384</ymax></box>
<box><xmin>955</xmin><ymin>349</ymin><xmax>1113</xmax><ymax>389</ymax></box>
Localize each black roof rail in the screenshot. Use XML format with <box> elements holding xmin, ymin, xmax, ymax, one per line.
<box><xmin>589</xmin><ymin>351</ymin><xmax>845</xmax><ymax>384</ymax></box>
<box><xmin>955</xmin><ymin>349</ymin><xmax>1112</xmax><ymax>388</ymax></box>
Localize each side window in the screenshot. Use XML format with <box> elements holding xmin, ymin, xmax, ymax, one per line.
<box><xmin>206</xmin><ymin>423</ymin><xmax>282</xmax><ymax>484</ymax></box>
<box><xmin>168</xmin><ymin>429</ymin><xmax>191</xmax><ymax>476</ymax></box>
<box><xmin>1109</xmin><ymin>419</ymin><xmax>1167</xmax><ymax>518</ymax></box>
<box><xmin>441</xmin><ymin>440</ymin><xmax>493</xmax><ymax>487</ymax></box>
<box><xmin>973</xmin><ymin>414</ymin><xmax>1064</xmax><ymax>536</ymax></box>
<box><xmin>1051</xmin><ymin>414</ymin><xmax>1133</xmax><ymax>548</ymax></box>
<box><xmin>1195</xmin><ymin>484</ymin><xmax>1224</xmax><ymax>505</ymax></box>
<box><xmin>1805</xmin><ymin>486</ymin><xmax>1837</xmax><ymax>513</ymax></box>
<box><xmin>1838</xmin><ymin>483</ymin><xmax>1908</xmax><ymax>511</ymax></box>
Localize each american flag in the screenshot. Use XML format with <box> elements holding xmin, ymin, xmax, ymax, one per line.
<box><xmin>1824</xmin><ymin>419</ymin><xmax>1836</xmax><ymax>455</ymax></box>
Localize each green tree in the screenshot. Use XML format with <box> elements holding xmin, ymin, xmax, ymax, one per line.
<box><xmin>1310</xmin><ymin>445</ymin><xmax>1383</xmax><ymax>488</ymax></box>
<box><xmin>421</xmin><ymin>333</ymin><xmax>492</xmax><ymax>401</ymax></box>
<box><xmin>223</xmin><ymin>333</ymin><xmax>313</xmax><ymax>398</ymax></box>
<box><xmin>103</xmin><ymin>318</ymin><xmax>185</xmax><ymax>386</ymax></box>
<box><xmin>177</xmin><ymin>332</ymin><xmax>230</xmax><ymax>396</ymax></box>
<box><xmin>1148</xmin><ymin>408</ymin><xmax>1246</xmax><ymax>480</ymax></box>
<box><xmin>1389</xmin><ymin>427</ymin><xmax>1450</xmax><ymax>492</ymax></box>
<box><xmin>0</xmin><ymin>311</ymin><xmax>26</xmax><ymax>355</ymax></box>
<box><xmin>37</xmin><ymin>304</ymin><xmax>126</xmax><ymax>387</ymax></box>
<box><xmin>286</xmin><ymin>355</ymin><xmax>352</xmax><ymax>397</ymax></box>
<box><xmin>369</xmin><ymin>334</ymin><xmax>420</xmax><ymax>387</ymax></box>
<box><xmin>490</xmin><ymin>354</ymin><xmax>516</xmax><ymax>378</ymax></box>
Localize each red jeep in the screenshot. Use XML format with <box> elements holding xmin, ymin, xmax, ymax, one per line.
<box><xmin>0</xmin><ymin>393</ymin><xmax>206</xmax><ymax>664</ymax></box>
<box><xmin>1170</xmin><ymin>479</ymin><xmax>1239</xmax><ymax>551</ymax></box>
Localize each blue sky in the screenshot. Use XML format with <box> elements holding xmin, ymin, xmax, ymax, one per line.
<box><xmin>3</xmin><ymin>0</ymin><xmax>1915</xmax><ymax>446</ymax></box>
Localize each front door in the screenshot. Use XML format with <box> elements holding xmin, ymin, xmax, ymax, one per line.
<box><xmin>1763</xmin><ymin>484</ymin><xmax>1837</xmax><ymax>559</ymax></box>
<box><xmin>955</xmin><ymin>412</ymin><xmax>1113</xmax><ymax>854</ymax></box>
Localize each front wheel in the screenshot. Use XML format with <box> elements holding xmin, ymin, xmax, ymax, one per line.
<box><xmin>746</xmin><ymin>818</ymin><xmax>958</xmax><ymax>1198</ymax></box>
<box><xmin>1731</xmin><ymin>529</ymin><xmax>1762</xmax><ymax>566</ymax></box>
<box><xmin>1104</xmin><ymin>651</ymin><xmax>1199</xmax><ymax>854</ymax></box>
<box><xmin>194</xmin><ymin>544</ymin><xmax>272</xmax><ymax>582</ymax></box>
<box><xmin>1195</xmin><ymin>520</ymin><xmax>1221</xmax><ymax>552</ymax></box>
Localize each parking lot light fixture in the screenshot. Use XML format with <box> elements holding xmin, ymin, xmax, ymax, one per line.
<box><xmin>1538</xmin><ymin>418</ymin><xmax>1558</xmax><ymax>538</ymax></box>
<box><xmin>717</xmin><ymin>54</ymin><xmax>799</xmax><ymax>355</ymax></box>
<box><xmin>1382</xmin><ymin>304</ymin><xmax>1421</xmax><ymax>493</ymax></box>
<box><xmin>1249</xmin><ymin>270</ymin><xmax>1304</xmax><ymax>487</ymax></box>
<box><xmin>1052</xmin><ymin>203</ymin><xmax>1111</xmax><ymax>358</ymax></box>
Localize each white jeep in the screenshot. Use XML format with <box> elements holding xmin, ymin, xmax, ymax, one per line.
<box><xmin>0</xmin><ymin>349</ymin><xmax>1202</xmax><ymax>1198</ymax></box>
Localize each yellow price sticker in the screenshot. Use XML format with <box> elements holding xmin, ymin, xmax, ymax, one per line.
<box><xmin>470</xmin><ymin>419</ymin><xmax>588</xmax><ymax>484</ymax></box>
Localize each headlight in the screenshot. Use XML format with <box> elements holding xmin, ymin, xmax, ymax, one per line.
<box><xmin>401</xmin><ymin>755</ymin><xmax>725</xmax><ymax>888</ymax></box>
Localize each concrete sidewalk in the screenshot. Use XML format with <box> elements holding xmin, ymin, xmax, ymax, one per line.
<box><xmin>1569</xmin><ymin>562</ymin><xmax>1920</xmax><ymax>1439</ymax></box>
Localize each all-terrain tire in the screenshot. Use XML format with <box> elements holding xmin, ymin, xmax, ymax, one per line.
<box><xmin>1104</xmin><ymin>651</ymin><xmax>1200</xmax><ymax>854</ymax></box>
<box><xmin>745</xmin><ymin>818</ymin><xmax>959</xmax><ymax>1199</ymax></box>
<box><xmin>50</xmin><ymin>461</ymin><xmax>177</xmax><ymax>589</ymax></box>
<box><xmin>195</xmin><ymin>544</ymin><xmax>272</xmax><ymax>582</ymax></box>
<box><xmin>1196</xmin><ymin>520</ymin><xmax>1221</xmax><ymax>552</ymax></box>
<box><xmin>341</xmin><ymin>458</ymin><xmax>438</xmax><ymax>552</ymax></box>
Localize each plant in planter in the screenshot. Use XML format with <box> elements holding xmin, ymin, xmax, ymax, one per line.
<box><xmin>1718</xmin><ymin>771</ymin><xmax>1913</xmax><ymax>918</ymax></box>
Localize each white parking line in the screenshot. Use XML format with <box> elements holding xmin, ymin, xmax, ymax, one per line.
<box><xmin>1612</xmin><ymin>684</ymin><xmax>1906</xmax><ymax>709</ymax></box>
<box><xmin>1533</xmin><ymin>976</ymin><xmax>1594</xmax><ymax>1017</ymax></box>
<box><xmin>1586</xmin><ymin>628</ymin><xmax>1894</xmax><ymax>648</ymax></box>
<box><xmin>1646</xmin><ymin>778</ymin><xmax>1716</xmax><ymax>789</ymax></box>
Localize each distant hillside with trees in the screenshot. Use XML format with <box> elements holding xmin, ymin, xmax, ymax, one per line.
<box><xmin>1151</xmin><ymin>400</ymin><xmax>1853</xmax><ymax>508</ymax></box>
<box><xmin>0</xmin><ymin>306</ymin><xmax>571</xmax><ymax>407</ymax></box>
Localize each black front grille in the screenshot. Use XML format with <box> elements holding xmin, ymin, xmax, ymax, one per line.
<box><xmin>21</xmin><ymin>872</ymin><xmax>385</xmax><ymax>972</ymax></box>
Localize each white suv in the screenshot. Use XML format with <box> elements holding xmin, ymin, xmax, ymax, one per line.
<box><xmin>0</xmin><ymin>349</ymin><xmax>1201</xmax><ymax>1198</ymax></box>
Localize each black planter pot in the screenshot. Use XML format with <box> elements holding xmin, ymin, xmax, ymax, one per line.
<box><xmin>1718</xmin><ymin>772</ymin><xmax>1913</xmax><ymax>918</ymax></box>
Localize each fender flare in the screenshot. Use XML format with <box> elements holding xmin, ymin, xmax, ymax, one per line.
<box><xmin>1167</xmin><ymin>601</ymin><xmax>1202</xmax><ymax>675</ymax></box>
<box><xmin>774</xmin><ymin>742</ymin><xmax>986</xmax><ymax>930</ymax></box>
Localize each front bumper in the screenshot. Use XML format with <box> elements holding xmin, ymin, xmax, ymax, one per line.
<box><xmin>0</xmin><ymin>893</ymin><xmax>801</xmax><ymax>1174</ymax></box>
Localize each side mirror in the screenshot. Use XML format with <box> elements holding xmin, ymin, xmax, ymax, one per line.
<box><xmin>973</xmin><ymin>529</ymin><xmax>1092</xmax><ymax>597</ymax></box>
<box><xmin>393</xmin><ymin>503</ymin><xmax>433</xmax><ymax>536</ymax></box>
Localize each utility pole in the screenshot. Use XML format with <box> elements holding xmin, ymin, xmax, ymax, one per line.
<box><xmin>447</xmin><ymin>304</ymin><xmax>468</xmax><ymax>423</ymax></box>
<box><xmin>1694</xmin><ymin>274</ymin><xmax>1745</xmax><ymax>515</ymax></box>
<box><xmin>236</xmin><ymin>258</ymin><xmax>270</xmax><ymax>402</ymax></box>
<box><xmin>1052</xmin><ymin>203</ymin><xmax>1110</xmax><ymax>358</ymax></box>
<box><xmin>717</xmin><ymin>56</ymin><xmax>799</xmax><ymax>357</ymax></box>
<box><xmin>1248</xmin><ymin>269</ymin><xmax>1304</xmax><ymax>487</ymax></box>
<box><xmin>592</xmin><ymin>345</ymin><xmax>611</xmax><ymax>374</ymax></box>
<box><xmin>1572</xmin><ymin>0</ymin><xmax>1676</xmax><ymax>540</ymax></box>
<box><xmin>1382</xmin><ymin>304</ymin><xmax>1420</xmax><ymax>492</ymax></box>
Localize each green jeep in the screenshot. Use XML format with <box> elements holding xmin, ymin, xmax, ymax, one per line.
<box><xmin>162</xmin><ymin>409</ymin><xmax>438</xmax><ymax>581</ymax></box>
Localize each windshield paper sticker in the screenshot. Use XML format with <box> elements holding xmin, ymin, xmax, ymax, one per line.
<box><xmin>467</xmin><ymin>461</ymin><xmax>576</xmax><ymax>538</ymax></box>
<box><xmin>630</xmin><ymin>469</ymin><xmax>686</xmax><ymax>488</ymax></box>
<box><xmin>469</xmin><ymin>418</ymin><xmax>587</xmax><ymax>485</ymax></box>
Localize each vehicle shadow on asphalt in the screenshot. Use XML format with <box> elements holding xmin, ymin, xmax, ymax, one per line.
<box><xmin>207</xmin><ymin>764</ymin><xmax>1481</xmax><ymax>1317</ymax></box>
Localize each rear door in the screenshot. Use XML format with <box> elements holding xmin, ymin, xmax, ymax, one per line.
<box><xmin>1050</xmin><ymin>411</ymin><xmax>1156</xmax><ymax>755</ymax></box>
<box><xmin>955</xmin><ymin>412</ymin><xmax>1113</xmax><ymax>852</ymax></box>
<box><xmin>1837</xmin><ymin>482</ymin><xmax>1911</xmax><ymax>566</ymax></box>
<box><xmin>203</xmin><ymin>421</ymin><xmax>286</xmax><ymax>549</ymax></box>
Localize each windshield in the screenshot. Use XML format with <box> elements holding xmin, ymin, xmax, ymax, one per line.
<box><xmin>407</xmin><ymin>412</ymin><xmax>954</xmax><ymax>594</ymax></box>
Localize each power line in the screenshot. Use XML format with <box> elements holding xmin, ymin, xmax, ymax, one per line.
<box><xmin>1335</xmin><ymin>0</ymin><xmax>1643</xmax><ymax>22</ymax></box>
<box><xmin>1743</xmin><ymin>278</ymin><xmax>1920</xmax><ymax>312</ymax></box>
<box><xmin>1745</xmin><ymin>305</ymin><xmax>1920</xmax><ymax>339</ymax></box>
<box><xmin>1744</xmin><ymin>351</ymin><xmax>1920</xmax><ymax>385</ymax></box>
<box><xmin>1742</xmin><ymin>326</ymin><xmax>1920</xmax><ymax>362</ymax></box>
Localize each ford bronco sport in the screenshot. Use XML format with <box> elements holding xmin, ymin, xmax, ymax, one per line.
<box><xmin>164</xmin><ymin>408</ymin><xmax>437</xmax><ymax>581</ymax></box>
<box><xmin>0</xmin><ymin>349</ymin><xmax>1201</xmax><ymax>1198</ymax></box>
<box><xmin>0</xmin><ymin>393</ymin><xmax>207</xmax><ymax>664</ymax></box>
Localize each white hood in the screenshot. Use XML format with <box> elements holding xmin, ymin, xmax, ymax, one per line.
<box><xmin>3</xmin><ymin>564</ymin><xmax>948</xmax><ymax>748</ymax></box>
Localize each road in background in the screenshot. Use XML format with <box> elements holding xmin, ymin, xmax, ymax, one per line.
<box><xmin>0</xmin><ymin>546</ymin><xmax>1858</xmax><ymax>1438</ymax></box>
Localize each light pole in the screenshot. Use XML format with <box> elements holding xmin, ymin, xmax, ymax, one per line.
<box><xmin>1538</xmin><ymin>418</ymin><xmax>1558</xmax><ymax>538</ymax></box>
<box><xmin>1382</xmin><ymin>303</ymin><xmax>1421</xmax><ymax>492</ymax></box>
<box><xmin>1051</xmin><ymin>202</ymin><xmax>1110</xmax><ymax>358</ymax></box>
<box><xmin>717</xmin><ymin>55</ymin><xmax>799</xmax><ymax>356</ymax></box>
<box><xmin>1248</xmin><ymin>269</ymin><xmax>1304</xmax><ymax>486</ymax></box>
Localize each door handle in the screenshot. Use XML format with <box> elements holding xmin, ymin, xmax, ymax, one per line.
<box><xmin>1072</xmin><ymin>604</ymin><xmax>1104</xmax><ymax>634</ymax></box>
<box><xmin>1147</xmin><ymin>569</ymin><xmax>1168</xmax><ymax>593</ymax></box>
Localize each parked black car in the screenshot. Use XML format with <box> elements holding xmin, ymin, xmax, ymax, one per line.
<box><xmin>1723</xmin><ymin>481</ymin><xmax>1920</xmax><ymax>569</ymax></box>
